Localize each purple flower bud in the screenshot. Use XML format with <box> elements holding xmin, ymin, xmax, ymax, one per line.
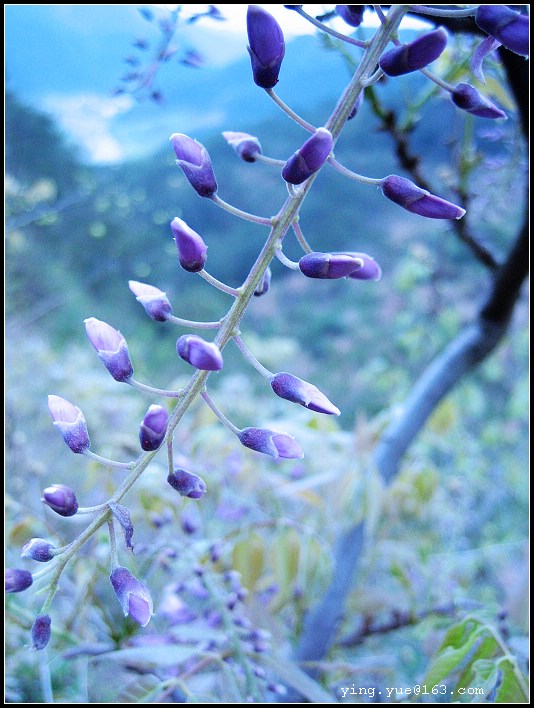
<box><xmin>180</xmin><ymin>508</ymin><xmax>200</xmax><ymax>534</ymax></box>
<box><xmin>451</xmin><ymin>83</ymin><xmax>507</xmax><ymax>120</ymax></box>
<box><xmin>238</xmin><ymin>427</ymin><xmax>304</xmax><ymax>459</ymax></box>
<box><xmin>21</xmin><ymin>538</ymin><xmax>56</xmax><ymax>562</ymax></box>
<box><xmin>84</xmin><ymin>318</ymin><xmax>134</xmax><ymax>382</ymax></box>
<box><xmin>176</xmin><ymin>334</ymin><xmax>223</xmax><ymax>371</ymax></box>
<box><xmin>31</xmin><ymin>614</ymin><xmax>52</xmax><ymax>650</ymax></box>
<box><xmin>475</xmin><ymin>6</ymin><xmax>529</xmax><ymax>57</ymax></box>
<box><xmin>282</xmin><ymin>128</ymin><xmax>333</xmax><ymax>185</ymax></box>
<box><xmin>299</xmin><ymin>252</ymin><xmax>364</xmax><ymax>279</ymax></box>
<box><xmin>110</xmin><ymin>566</ymin><xmax>154</xmax><ymax>627</ymax></box>
<box><xmin>128</xmin><ymin>280</ymin><xmax>172</xmax><ymax>321</ymax></box>
<box><xmin>335</xmin><ymin>5</ymin><xmax>365</xmax><ymax>28</ymax></box>
<box><xmin>379</xmin><ymin>27</ymin><xmax>448</xmax><ymax>76</ymax></box>
<box><xmin>170</xmin><ymin>217</ymin><xmax>208</xmax><ymax>272</ymax></box>
<box><xmin>339</xmin><ymin>252</ymin><xmax>382</xmax><ymax>281</ymax></box>
<box><xmin>271</xmin><ymin>373</ymin><xmax>341</xmax><ymax>416</ymax></box>
<box><xmin>254</xmin><ymin>266</ymin><xmax>272</xmax><ymax>297</ymax></box>
<box><xmin>222</xmin><ymin>131</ymin><xmax>262</xmax><ymax>163</ymax></box>
<box><xmin>42</xmin><ymin>483</ymin><xmax>79</xmax><ymax>517</ymax></box>
<box><xmin>139</xmin><ymin>404</ymin><xmax>169</xmax><ymax>451</ymax></box>
<box><xmin>169</xmin><ymin>133</ymin><xmax>218</xmax><ymax>197</ymax></box>
<box><xmin>167</xmin><ymin>468</ymin><xmax>207</xmax><ymax>499</ymax></box>
<box><xmin>247</xmin><ymin>5</ymin><xmax>285</xmax><ymax>89</ymax></box>
<box><xmin>348</xmin><ymin>90</ymin><xmax>364</xmax><ymax>120</ymax></box>
<box><xmin>381</xmin><ymin>175</ymin><xmax>466</xmax><ymax>220</ymax></box>
<box><xmin>5</xmin><ymin>568</ymin><xmax>33</xmax><ymax>593</ymax></box>
<box><xmin>47</xmin><ymin>395</ymin><xmax>91</xmax><ymax>453</ymax></box>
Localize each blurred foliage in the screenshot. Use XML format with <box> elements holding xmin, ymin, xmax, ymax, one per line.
<box><xmin>5</xmin><ymin>20</ymin><xmax>528</xmax><ymax>704</ymax></box>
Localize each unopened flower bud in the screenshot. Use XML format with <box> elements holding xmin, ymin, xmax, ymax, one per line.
<box><xmin>299</xmin><ymin>252</ymin><xmax>363</xmax><ymax>279</ymax></box>
<box><xmin>42</xmin><ymin>483</ymin><xmax>79</xmax><ymax>517</ymax></box>
<box><xmin>176</xmin><ymin>334</ymin><xmax>223</xmax><ymax>371</ymax></box>
<box><xmin>139</xmin><ymin>404</ymin><xmax>169</xmax><ymax>451</ymax></box>
<box><xmin>379</xmin><ymin>27</ymin><xmax>448</xmax><ymax>76</ymax></box>
<box><xmin>254</xmin><ymin>267</ymin><xmax>272</xmax><ymax>296</ymax></box>
<box><xmin>110</xmin><ymin>566</ymin><xmax>154</xmax><ymax>627</ymax></box>
<box><xmin>335</xmin><ymin>5</ymin><xmax>365</xmax><ymax>27</ymax></box>
<box><xmin>31</xmin><ymin>614</ymin><xmax>52</xmax><ymax>650</ymax></box>
<box><xmin>271</xmin><ymin>373</ymin><xmax>340</xmax><ymax>415</ymax></box>
<box><xmin>169</xmin><ymin>133</ymin><xmax>218</xmax><ymax>197</ymax></box>
<box><xmin>167</xmin><ymin>468</ymin><xmax>207</xmax><ymax>499</ymax></box>
<box><xmin>48</xmin><ymin>395</ymin><xmax>91</xmax><ymax>453</ymax></box>
<box><xmin>451</xmin><ymin>83</ymin><xmax>507</xmax><ymax>120</ymax></box>
<box><xmin>21</xmin><ymin>538</ymin><xmax>56</xmax><ymax>562</ymax></box>
<box><xmin>340</xmin><ymin>252</ymin><xmax>382</xmax><ymax>281</ymax></box>
<box><xmin>170</xmin><ymin>217</ymin><xmax>208</xmax><ymax>272</ymax></box>
<box><xmin>222</xmin><ymin>131</ymin><xmax>262</xmax><ymax>162</ymax></box>
<box><xmin>128</xmin><ymin>281</ymin><xmax>172</xmax><ymax>321</ymax></box>
<box><xmin>84</xmin><ymin>318</ymin><xmax>134</xmax><ymax>382</ymax></box>
<box><xmin>5</xmin><ymin>568</ymin><xmax>33</xmax><ymax>593</ymax></box>
<box><xmin>381</xmin><ymin>175</ymin><xmax>466</xmax><ymax>220</ymax></box>
<box><xmin>475</xmin><ymin>5</ymin><xmax>529</xmax><ymax>57</ymax></box>
<box><xmin>282</xmin><ymin>128</ymin><xmax>333</xmax><ymax>185</ymax></box>
<box><xmin>238</xmin><ymin>427</ymin><xmax>304</xmax><ymax>459</ymax></box>
<box><xmin>247</xmin><ymin>5</ymin><xmax>285</xmax><ymax>89</ymax></box>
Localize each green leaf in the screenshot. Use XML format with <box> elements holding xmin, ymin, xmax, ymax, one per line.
<box><xmin>454</xmin><ymin>635</ymin><xmax>499</xmax><ymax>699</ymax></box>
<box><xmin>495</xmin><ymin>658</ymin><xmax>529</xmax><ymax>703</ymax></box>
<box><xmin>231</xmin><ymin>532</ymin><xmax>265</xmax><ymax>592</ymax></box>
<box><xmin>423</xmin><ymin>619</ymin><xmax>485</xmax><ymax>687</ymax></box>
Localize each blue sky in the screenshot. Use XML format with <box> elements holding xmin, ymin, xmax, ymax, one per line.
<box><xmin>5</xmin><ymin>5</ymin><xmax>429</xmax><ymax>164</ymax></box>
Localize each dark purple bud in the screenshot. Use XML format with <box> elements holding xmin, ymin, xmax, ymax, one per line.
<box><xmin>31</xmin><ymin>614</ymin><xmax>52</xmax><ymax>650</ymax></box>
<box><xmin>254</xmin><ymin>266</ymin><xmax>272</xmax><ymax>296</ymax></box>
<box><xmin>128</xmin><ymin>281</ymin><xmax>172</xmax><ymax>321</ymax></box>
<box><xmin>167</xmin><ymin>468</ymin><xmax>207</xmax><ymax>499</ymax></box>
<box><xmin>21</xmin><ymin>538</ymin><xmax>56</xmax><ymax>562</ymax></box>
<box><xmin>48</xmin><ymin>395</ymin><xmax>91</xmax><ymax>453</ymax></box>
<box><xmin>247</xmin><ymin>5</ymin><xmax>285</xmax><ymax>89</ymax></box>
<box><xmin>381</xmin><ymin>175</ymin><xmax>466</xmax><ymax>220</ymax></box>
<box><xmin>169</xmin><ymin>133</ymin><xmax>218</xmax><ymax>197</ymax></box>
<box><xmin>222</xmin><ymin>131</ymin><xmax>262</xmax><ymax>162</ymax></box>
<box><xmin>176</xmin><ymin>334</ymin><xmax>223</xmax><ymax>371</ymax></box>
<box><xmin>451</xmin><ymin>83</ymin><xmax>507</xmax><ymax>120</ymax></box>
<box><xmin>339</xmin><ymin>252</ymin><xmax>382</xmax><ymax>281</ymax></box>
<box><xmin>180</xmin><ymin>507</ymin><xmax>200</xmax><ymax>534</ymax></box>
<box><xmin>379</xmin><ymin>27</ymin><xmax>448</xmax><ymax>76</ymax></box>
<box><xmin>475</xmin><ymin>6</ymin><xmax>529</xmax><ymax>57</ymax></box>
<box><xmin>5</xmin><ymin>568</ymin><xmax>33</xmax><ymax>593</ymax></box>
<box><xmin>335</xmin><ymin>5</ymin><xmax>366</xmax><ymax>28</ymax></box>
<box><xmin>238</xmin><ymin>427</ymin><xmax>304</xmax><ymax>459</ymax></box>
<box><xmin>299</xmin><ymin>252</ymin><xmax>363</xmax><ymax>279</ymax></box>
<box><xmin>110</xmin><ymin>566</ymin><xmax>154</xmax><ymax>627</ymax></box>
<box><xmin>282</xmin><ymin>128</ymin><xmax>333</xmax><ymax>185</ymax></box>
<box><xmin>170</xmin><ymin>217</ymin><xmax>208</xmax><ymax>272</ymax></box>
<box><xmin>348</xmin><ymin>90</ymin><xmax>364</xmax><ymax>120</ymax></box>
<box><xmin>84</xmin><ymin>318</ymin><xmax>134</xmax><ymax>382</ymax></box>
<box><xmin>42</xmin><ymin>483</ymin><xmax>79</xmax><ymax>517</ymax></box>
<box><xmin>139</xmin><ymin>404</ymin><xmax>169</xmax><ymax>451</ymax></box>
<box><xmin>271</xmin><ymin>373</ymin><xmax>340</xmax><ymax>415</ymax></box>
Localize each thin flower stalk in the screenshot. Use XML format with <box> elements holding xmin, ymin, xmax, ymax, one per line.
<box><xmin>210</xmin><ymin>194</ymin><xmax>272</xmax><ymax>226</ymax></box>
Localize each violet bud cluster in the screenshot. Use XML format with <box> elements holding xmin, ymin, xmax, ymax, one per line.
<box><xmin>167</xmin><ymin>468</ymin><xmax>207</xmax><ymax>499</ymax></box>
<box><xmin>475</xmin><ymin>5</ymin><xmax>529</xmax><ymax>57</ymax></box>
<box><xmin>21</xmin><ymin>538</ymin><xmax>56</xmax><ymax>562</ymax></box>
<box><xmin>171</xmin><ymin>217</ymin><xmax>208</xmax><ymax>272</ymax></box>
<box><xmin>299</xmin><ymin>252</ymin><xmax>363</xmax><ymax>280</ymax></box>
<box><xmin>381</xmin><ymin>175</ymin><xmax>466</xmax><ymax>220</ymax></box>
<box><xmin>139</xmin><ymin>404</ymin><xmax>169</xmax><ymax>451</ymax></box>
<box><xmin>282</xmin><ymin>128</ymin><xmax>333</xmax><ymax>185</ymax></box>
<box><xmin>247</xmin><ymin>5</ymin><xmax>285</xmax><ymax>89</ymax></box>
<box><xmin>48</xmin><ymin>395</ymin><xmax>91</xmax><ymax>453</ymax></box>
<box><xmin>270</xmin><ymin>373</ymin><xmax>340</xmax><ymax>415</ymax></box>
<box><xmin>177</xmin><ymin>334</ymin><xmax>223</xmax><ymax>371</ymax></box>
<box><xmin>110</xmin><ymin>566</ymin><xmax>154</xmax><ymax>627</ymax></box>
<box><xmin>170</xmin><ymin>133</ymin><xmax>218</xmax><ymax>197</ymax></box>
<box><xmin>129</xmin><ymin>281</ymin><xmax>172</xmax><ymax>321</ymax></box>
<box><xmin>379</xmin><ymin>28</ymin><xmax>448</xmax><ymax>76</ymax></box>
<box><xmin>84</xmin><ymin>318</ymin><xmax>134</xmax><ymax>382</ymax></box>
<box><xmin>42</xmin><ymin>483</ymin><xmax>79</xmax><ymax>517</ymax></box>
<box><xmin>31</xmin><ymin>614</ymin><xmax>52</xmax><ymax>650</ymax></box>
<box><xmin>5</xmin><ymin>568</ymin><xmax>33</xmax><ymax>593</ymax></box>
<box><xmin>222</xmin><ymin>131</ymin><xmax>262</xmax><ymax>162</ymax></box>
<box><xmin>238</xmin><ymin>427</ymin><xmax>304</xmax><ymax>459</ymax></box>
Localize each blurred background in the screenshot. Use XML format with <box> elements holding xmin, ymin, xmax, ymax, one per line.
<box><xmin>5</xmin><ymin>5</ymin><xmax>528</xmax><ymax>703</ymax></box>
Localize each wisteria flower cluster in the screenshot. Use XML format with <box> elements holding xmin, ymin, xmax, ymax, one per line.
<box><xmin>6</xmin><ymin>4</ymin><xmax>527</xmax><ymax>668</ymax></box>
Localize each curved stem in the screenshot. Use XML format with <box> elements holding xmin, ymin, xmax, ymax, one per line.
<box><xmin>107</xmin><ymin>519</ymin><xmax>118</xmax><ymax>571</ymax></box>
<box><xmin>210</xmin><ymin>194</ymin><xmax>272</xmax><ymax>226</ymax></box>
<box><xmin>409</xmin><ymin>5</ymin><xmax>478</xmax><ymax>18</ymax></box>
<box><xmin>293</xmin><ymin>6</ymin><xmax>369</xmax><ymax>49</ymax></box>
<box><xmin>255</xmin><ymin>153</ymin><xmax>286</xmax><ymax>167</ymax></box>
<box><xmin>82</xmin><ymin>450</ymin><xmax>134</xmax><ymax>470</ymax></box>
<box><xmin>275</xmin><ymin>248</ymin><xmax>300</xmax><ymax>271</ymax></box>
<box><xmin>328</xmin><ymin>157</ymin><xmax>383</xmax><ymax>185</ymax></box>
<box><xmin>292</xmin><ymin>221</ymin><xmax>313</xmax><ymax>254</ymax></box>
<box><xmin>419</xmin><ymin>67</ymin><xmax>455</xmax><ymax>92</ymax></box>
<box><xmin>265</xmin><ymin>89</ymin><xmax>316</xmax><ymax>133</ymax></box>
<box><xmin>233</xmin><ymin>336</ymin><xmax>274</xmax><ymax>380</ymax></box>
<box><xmin>198</xmin><ymin>269</ymin><xmax>240</xmax><ymax>297</ymax></box>
<box><xmin>167</xmin><ymin>314</ymin><xmax>222</xmax><ymax>329</ymax></box>
<box><xmin>200</xmin><ymin>389</ymin><xmax>240</xmax><ymax>435</ymax></box>
<box><xmin>129</xmin><ymin>378</ymin><xmax>185</xmax><ymax>398</ymax></box>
